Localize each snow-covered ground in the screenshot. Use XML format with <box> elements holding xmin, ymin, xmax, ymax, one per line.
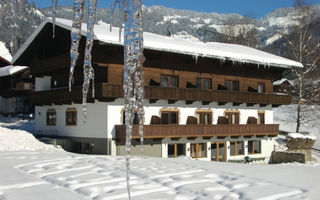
<box><xmin>0</xmin><ymin>109</ymin><xmax>320</xmax><ymax>200</ymax></box>
<box><xmin>274</xmin><ymin>105</ymin><xmax>320</xmax><ymax>149</ymax></box>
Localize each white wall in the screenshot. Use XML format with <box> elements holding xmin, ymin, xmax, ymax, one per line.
<box><xmin>35</xmin><ymin>101</ymin><xmax>108</xmax><ymax>139</ymax></box>
<box><xmin>35</xmin><ymin>76</ymin><xmax>51</xmax><ymax>91</ymax></box>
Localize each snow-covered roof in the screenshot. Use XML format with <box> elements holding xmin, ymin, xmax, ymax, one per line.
<box><xmin>13</xmin><ymin>18</ymin><xmax>303</xmax><ymax>69</ymax></box>
<box><xmin>0</xmin><ymin>41</ymin><xmax>12</xmax><ymax>63</ymax></box>
<box><xmin>0</xmin><ymin>65</ymin><xmax>28</xmax><ymax>77</ymax></box>
<box><xmin>288</xmin><ymin>132</ymin><xmax>317</xmax><ymax>140</ymax></box>
<box><xmin>273</xmin><ymin>78</ymin><xmax>294</xmax><ymax>86</ymax></box>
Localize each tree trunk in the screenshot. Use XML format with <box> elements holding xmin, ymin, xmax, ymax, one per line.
<box><xmin>296</xmin><ymin>76</ymin><xmax>303</xmax><ymax>133</ymax></box>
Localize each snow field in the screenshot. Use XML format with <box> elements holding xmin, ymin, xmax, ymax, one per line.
<box><xmin>1</xmin><ymin>151</ymin><xmax>318</xmax><ymax>200</ymax></box>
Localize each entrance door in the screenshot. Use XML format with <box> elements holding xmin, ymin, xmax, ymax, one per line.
<box><xmin>211</xmin><ymin>142</ymin><xmax>226</xmax><ymax>162</ymax></box>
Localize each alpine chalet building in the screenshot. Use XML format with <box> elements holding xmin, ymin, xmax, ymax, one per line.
<box><xmin>12</xmin><ymin>18</ymin><xmax>302</xmax><ymax>162</ymax></box>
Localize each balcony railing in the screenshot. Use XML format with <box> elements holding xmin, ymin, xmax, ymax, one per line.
<box><xmin>30</xmin><ymin>83</ymin><xmax>291</xmax><ymax>106</ymax></box>
<box><xmin>115</xmin><ymin>124</ymin><xmax>279</xmax><ymax>140</ymax></box>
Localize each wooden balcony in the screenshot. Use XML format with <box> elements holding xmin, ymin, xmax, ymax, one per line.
<box><xmin>115</xmin><ymin>124</ymin><xmax>279</xmax><ymax>141</ymax></box>
<box><xmin>30</xmin><ymin>83</ymin><xmax>291</xmax><ymax>106</ymax></box>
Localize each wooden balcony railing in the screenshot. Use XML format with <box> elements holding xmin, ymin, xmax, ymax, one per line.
<box><xmin>30</xmin><ymin>83</ymin><xmax>291</xmax><ymax>106</ymax></box>
<box><xmin>115</xmin><ymin>124</ymin><xmax>279</xmax><ymax>140</ymax></box>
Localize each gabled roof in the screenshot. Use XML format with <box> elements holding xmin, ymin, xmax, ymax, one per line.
<box><xmin>273</xmin><ymin>78</ymin><xmax>294</xmax><ymax>86</ymax></box>
<box><xmin>13</xmin><ymin>18</ymin><xmax>303</xmax><ymax>69</ymax></box>
<box><xmin>0</xmin><ymin>65</ymin><xmax>29</xmax><ymax>77</ymax></box>
<box><xmin>0</xmin><ymin>41</ymin><xmax>12</xmax><ymax>64</ymax></box>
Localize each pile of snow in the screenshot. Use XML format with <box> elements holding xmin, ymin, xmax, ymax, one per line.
<box><xmin>274</xmin><ymin>134</ymin><xmax>288</xmax><ymax>151</ymax></box>
<box><xmin>288</xmin><ymin>133</ymin><xmax>317</xmax><ymax>140</ymax></box>
<box><xmin>0</xmin><ymin>41</ymin><xmax>12</xmax><ymax>63</ymax></box>
<box><xmin>0</xmin><ymin>126</ymin><xmax>58</xmax><ymax>151</ymax></box>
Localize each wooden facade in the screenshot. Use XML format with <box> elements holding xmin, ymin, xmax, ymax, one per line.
<box><xmin>30</xmin><ymin>83</ymin><xmax>290</xmax><ymax>106</ymax></box>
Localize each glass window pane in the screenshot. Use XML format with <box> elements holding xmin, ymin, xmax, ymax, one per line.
<box><xmin>254</xmin><ymin>141</ymin><xmax>261</xmax><ymax>153</ymax></box>
<box><xmin>177</xmin><ymin>144</ymin><xmax>185</xmax><ymax>156</ymax></box>
<box><xmin>161</xmin><ymin>113</ymin><xmax>169</xmax><ymax>124</ymax></box>
<box><xmin>203</xmin><ymin>79</ymin><xmax>209</xmax><ymax>89</ymax></box>
<box><xmin>191</xmin><ymin>144</ymin><xmax>196</xmax><ymax>158</ymax></box>
<box><xmin>225</xmin><ymin>81</ymin><xmax>231</xmax><ymax>91</ymax></box>
<box><xmin>230</xmin><ymin>142</ymin><xmax>236</xmax><ymax>156</ymax></box>
<box><xmin>170</xmin><ymin>76</ymin><xmax>177</xmax><ymax>87</ymax></box>
<box><xmin>171</xmin><ymin>112</ymin><xmax>177</xmax><ymax>124</ymax></box>
<box><xmin>196</xmin><ymin>78</ymin><xmax>201</xmax><ymax>88</ymax></box>
<box><xmin>237</xmin><ymin>141</ymin><xmax>244</xmax><ymax>155</ymax></box>
<box><xmin>233</xmin><ymin>81</ymin><xmax>239</xmax><ymax>91</ymax></box>
<box><xmin>199</xmin><ymin>143</ymin><xmax>207</xmax><ymax>158</ymax></box>
<box><xmin>161</xmin><ymin>77</ymin><xmax>168</xmax><ymax>87</ymax></box>
<box><xmin>168</xmin><ymin>144</ymin><xmax>175</xmax><ymax>158</ymax></box>
<box><xmin>248</xmin><ymin>141</ymin><xmax>253</xmax><ymax>154</ymax></box>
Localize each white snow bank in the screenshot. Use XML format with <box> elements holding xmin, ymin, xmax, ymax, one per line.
<box><xmin>0</xmin><ymin>126</ymin><xmax>58</xmax><ymax>151</ymax></box>
<box><xmin>13</xmin><ymin>18</ymin><xmax>303</xmax><ymax>69</ymax></box>
<box><xmin>0</xmin><ymin>65</ymin><xmax>28</xmax><ymax>77</ymax></box>
<box><xmin>0</xmin><ymin>41</ymin><xmax>12</xmax><ymax>63</ymax></box>
<box><xmin>288</xmin><ymin>133</ymin><xmax>317</xmax><ymax>140</ymax></box>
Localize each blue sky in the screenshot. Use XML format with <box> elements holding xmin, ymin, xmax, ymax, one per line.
<box><xmin>28</xmin><ymin>0</ymin><xmax>320</xmax><ymax>18</ymax></box>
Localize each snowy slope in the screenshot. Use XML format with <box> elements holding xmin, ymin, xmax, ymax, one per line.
<box><xmin>0</xmin><ymin>41</ymin><xmax>12</xmax><ymax>63</ymax></box>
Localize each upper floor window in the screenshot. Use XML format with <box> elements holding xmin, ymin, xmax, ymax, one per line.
<box><xmin>225</xmin><ymin>111</ymin><xmax>240</xmax><ymax>124</ymax></box>
<box><xmin>161</xmin><ymin>110</ymin><xmax>178</xmax><ymax>124</ymax></box>
<box><xmin>46</xmin><ymin>109</ymin><xmax>56</xmax><ymax>126</ymax></box>
<box><xmin>66</xmin><ymin>108</ymin><xmax>77</xmax><ymax>126</ymax></box>
<box><xmin>196</xmin><ymin>111</ymin><xmax>212</xmax><ymax>125</ymax></box>
<box><xmin>258</xmin><ymin>82</ymin><xmax>265</xmax><ymax>93</ymax></box>
<box><xmin>196</xmin><ymin>78</ymin><xmax>211</xmax><ymax>89</ymax></box>
<box><xmin>258</xmin><ymin>111</ymin><xmax>265</xmax><ymax>124</ymax></box>
<box><xmin>225</xmin><ymin>80</ymin><xmax>239</xmax><ymax>91</ymax></box>
<box><xmin>161</xmin><ymin>75</ymin><xmax>178</xmax><ymax>88</ymax></box>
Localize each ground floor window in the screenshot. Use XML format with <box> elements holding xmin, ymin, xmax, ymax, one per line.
<box><xmin>230</xmin><ymin>141</ymin><xmax>244</xmax><ymax>156</ymax></box>
<box><xmin>248</xmin><ymin>140</ymin><xmax>261</xmax><ymax>154</ymax></box>
<box><xmin>73</xmin><ymin>142</ymin><xmax>82</xmax><ymax>153</ymax></box>
<box><xmin>46</xmin><ymin>109</ymin><xmax>56</xmax><ymax>126</ymax></box>
<box><xmin>168</xmin><ymin>144</ymin><xmax>185</xmax><ymax>158</ymax></box>
<box><xmin>85</xmin><ymin>143</ymin><xmax>95</xmax><ymax>153</ymax></box>
<box><xmin>190</xmin><ymin>143</ymin><xmax>207</xmax><ymax>158</ymax></box>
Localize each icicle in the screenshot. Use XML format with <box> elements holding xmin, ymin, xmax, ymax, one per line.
<box><xmin>111</xmin><ymin>0</ymin><xmax>145</xmax><ymax>199</ymax></box>
<box><xmin>52</xmin><ymin>0</ymin><xmax>58</xmax><ymax>38</ymax></box>
<box><xmin>193</xmin><ymin>54</ymin><xmax>199</xmax><ymax>64</ymax></box>
<box><xmin>110</xmin><ymin>0</ymin><xmax>124</xmax><ymax>42</ymax></box>
<box><xmin>82</xmin><ymin>0</ymin><xmax>97</xmax><ymax>123</ymax></box>
<box><xmin>69</xmin><ymin>0</ymin><xmax>84</xmax><ymax>92</ymax></box>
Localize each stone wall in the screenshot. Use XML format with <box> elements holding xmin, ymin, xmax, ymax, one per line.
<box><xmin>270</xmin><ymin>151</ymin><xmax>305</xmax><ymax>164</ymax></box>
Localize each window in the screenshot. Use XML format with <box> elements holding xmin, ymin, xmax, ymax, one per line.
<box><xmin>196</xmin><ymin>78</ymin><xmax>211</xmax><ymax>89</ymax></box>
<box><xmin>161</xmin><ymin>75</ymin><xmax>178</xmax><ymax>87</ymax></box>
<box><xmin>161</xmin><ymin>111</ymin><xmax>178</xmax><ymax>124</ymax></box>
<box><xmin>248</xmin><ymin>140</ymin><xmax>261</xmax><ymax>154</ymax></box>
<box><xmin>46</xmin><ymin>109</ymin><xmax>56</xmax><ymax>126</ymax></box>
<box><xmin>190</xmin><ymin>143</ymin><xmax>207</xmax><ymax>158</ymax></box>
<box><xmin>122</xmin><ymin>111</ymin><xmax>139</xmax><ymax>124</ymax></box>
<box><xmin>66</xmin><ymin>108</ymin><xmax>77</xmax><ymax>126</ymax></box>
<box><xmin>196</xmin><ymin>111</ymin><xmax>212</xmax><ymax>125</ymax></box>
<box><xmin>258</xmin><ymin>111</ymin><xmax>265</xmax><ymax>124</ymax></box>
<box><xmin>168</xmin><ymin>144</ymin><xmax>186</xmax><ymax>158</ymax></box>
<box><xmin>225</xmin><ymin>80</ymin><xmax>239</xmax><ymax>91</ymax></box>
<box><xmin>258</xmin><ymin>83</ymin><xmax>265</xmax><ymax>93</ymax></box>
<box><xmin>230</xmin><ymin>141</ymin><xmax>244</xmax><ymax>156</ymax></box>
<box><xmin>225</xmin><ymin>111</ymin><xmax>240</xmax><ymax>124</ymax></box>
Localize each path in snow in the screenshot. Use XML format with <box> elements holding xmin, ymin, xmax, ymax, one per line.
<box><xmin>1</xmin><ymin>151</ymin><xmax>318</xmax><ymax>200</ymax></box>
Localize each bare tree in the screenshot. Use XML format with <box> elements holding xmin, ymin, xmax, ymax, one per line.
<box><xmin>284</xmin><ymin>0</ymin><xmax>320</xmax><ymax>132</ymax></box>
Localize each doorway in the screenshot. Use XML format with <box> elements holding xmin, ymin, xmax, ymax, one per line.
<box><xmin>211</xmin><ymin>142</ymin><xmax>226</xmax><ymax>162</ymax></box>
